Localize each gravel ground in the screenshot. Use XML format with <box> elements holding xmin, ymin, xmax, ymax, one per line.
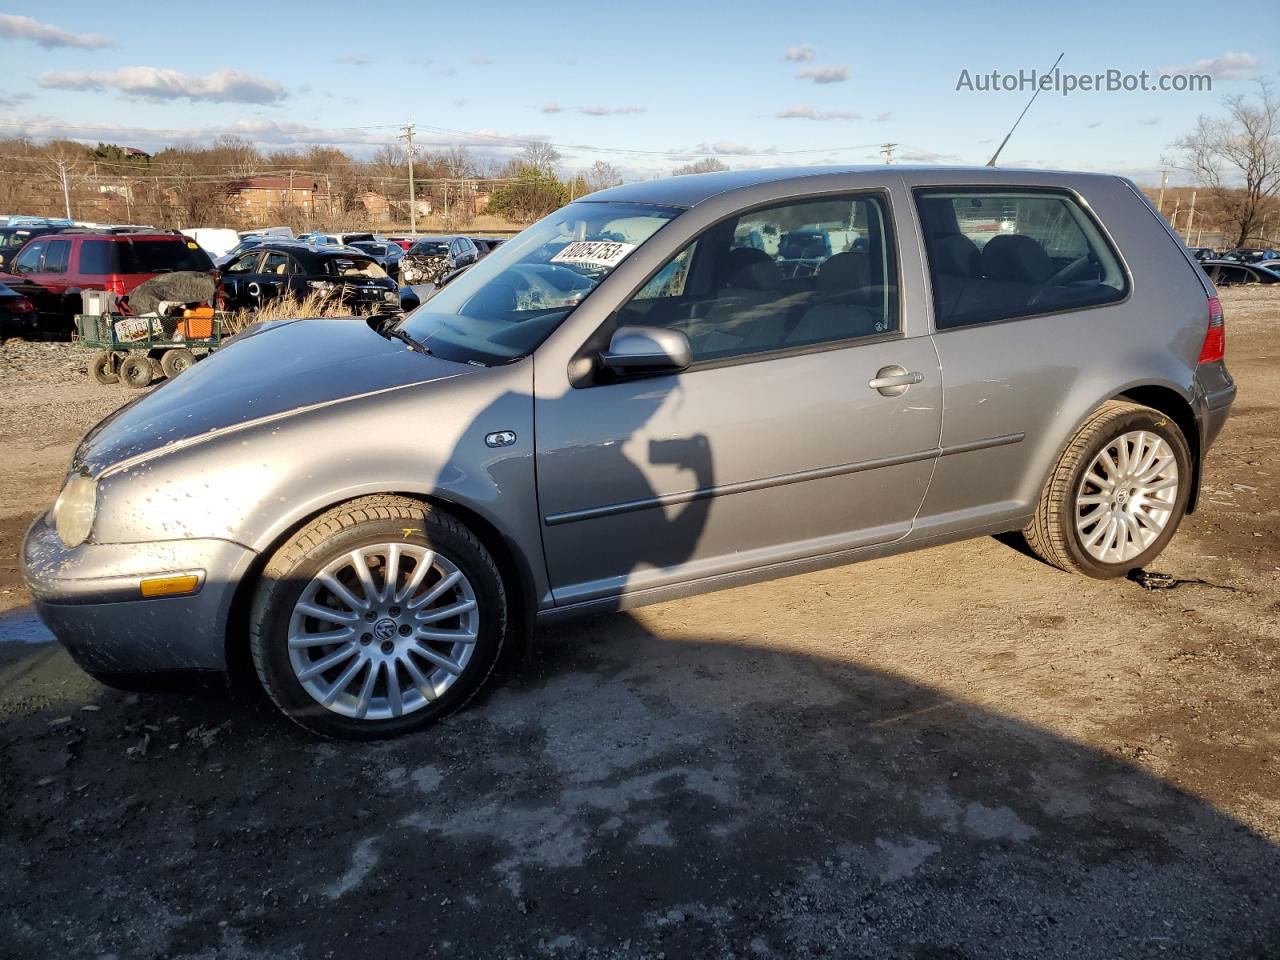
<box><xmin>0</xmin><ymin>292</ymin><xmax>1278</xmax><ymax>959</ymax></box>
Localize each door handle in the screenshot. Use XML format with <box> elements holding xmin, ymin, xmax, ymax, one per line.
<box><xmin>868</xmin><ymin>365</ymin><xmax>924</xmax><ymax>397</ymax></box>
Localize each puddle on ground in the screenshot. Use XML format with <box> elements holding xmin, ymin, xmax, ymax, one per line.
<box><xmin>0</xmin><ymin>607</ymin><xmax>53</xmax><ymax>644</ymax></box>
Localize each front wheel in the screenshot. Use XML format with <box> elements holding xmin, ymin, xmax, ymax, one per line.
<box><xmin>1023</xmin><ymin>400</ymin><xmax>1193</xmax><ymax>578</ymax></box>
<box><xmin>249</xmin><ymin>496</ymin><xmax>507</xmax><ymax>739</ymax></box>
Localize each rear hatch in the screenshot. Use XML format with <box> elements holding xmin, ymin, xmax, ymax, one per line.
<box><xmin>79</xmin><ymin>235</ymin><xmax>217</xmax><ymax>296</ymax></box>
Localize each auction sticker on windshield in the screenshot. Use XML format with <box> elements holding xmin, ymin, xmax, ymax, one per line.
<box><xmin>550</xmin><ymin>240</ymin><xmax>635</xmax><ymax>269</ymax></box>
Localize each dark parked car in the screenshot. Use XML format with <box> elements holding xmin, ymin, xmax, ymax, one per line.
<box><xmin>0</xmin><ymin>230</ymin><xmax>216</xmax><ymax>332</ymax></box>
<box><xmin>1188</xmin><ymin>247</ymin><xmax>1218</xmax><ymax>261</ymax></box>
<box><xmin>1199</xmin><ymin>260</ymin><xmax>1280</xmax><ymax>285</ymax></box>
<box><xmin>217</xmin><ymin>242</ymin><xmax>399</xmax><ymax>312</ymax></box>
<box><xmin>215</xmin><ymin>237</ymin><xmax>269</xmax><ymax>268</ymax></box>
<box><xmin>0</xmin><ymin>280</ymin><xmax>37</xmax><ymax>335</ymax></box>
<box><xmin>468</xmin><ymin>237</ymin><xmax>508</xmax><ymax>258</ymax></box>
<box><xmin>24</xmin><ymin>166</ymin><xmax>1235</xmax><ymax>739</ymax></box>
<box><xmin>1222</xmin><ymin>248</ymin><xmax>1279</xmax><ymax>263</ymax></box>
<box><xmin>349</xmin><ymin>240</ymin><xmax>405</xmax><ymax>280</ymax></box>
<box><xmin>0</xmin><ymin>223</ymin><xmax>75</xmax><ymax>271</ymax></box>
<box><xmin>400</xmin><ymin>236</ymin><xmax>480</xmax><ymax>285</ymax></box>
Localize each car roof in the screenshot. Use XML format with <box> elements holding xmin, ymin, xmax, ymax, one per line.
<box><xmin>580</xmin><ymin>164</ymin><xmax>1124</xmax><ymax>209</ymax></box>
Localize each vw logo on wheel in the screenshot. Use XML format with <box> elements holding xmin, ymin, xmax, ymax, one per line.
<box><xmin>373</xmin><ymin>618</ymin><xmax>398</xmax><ymax>641</ymax></box>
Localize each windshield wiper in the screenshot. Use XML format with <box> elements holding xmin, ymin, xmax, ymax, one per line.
<box><xmin>372</xmin><ymin>315</ymin><xmax>432</xmax><ymax>356</ymax></box>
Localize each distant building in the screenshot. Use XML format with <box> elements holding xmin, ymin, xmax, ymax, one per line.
<box><xmin>122</xmin><ymin>147</ymin><xmax>151</xmax><ymax>159</ymax></box>
<box><xmin>224</xmin><ymin>176</ymin><xmax>321</xmax><ymax>221</ymax></box>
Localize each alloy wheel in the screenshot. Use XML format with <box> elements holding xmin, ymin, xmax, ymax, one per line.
<box><xmin>1075</xmin><ymin>430</ymin><xmax>1180</xmax><ymax>564</ymax></box>
<box><xmin>287</xmin><ymin>543</ymin><xmax>479</xmax><ymax>720</ymax></box>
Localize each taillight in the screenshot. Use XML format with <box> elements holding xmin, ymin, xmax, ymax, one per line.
<box><xmin>1198</xmin><ymin>295</ymin><xmax>1225</xmax><ymax>364</ymax></box>
<box><xmin>10</xmin><ymin>297</ymin><xmax>34</xmax><ymax>313</ymax></box>
<box><xmin>105</xmin><ymin>275</ymin><xmax>127</xmax><ymax>297</ymax></box>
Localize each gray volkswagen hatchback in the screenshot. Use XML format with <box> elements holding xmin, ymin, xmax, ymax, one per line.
<box><xmin>24</xmin><ymin>167</ymin><xmax>1235</xmax><ymax>738</ymax></box>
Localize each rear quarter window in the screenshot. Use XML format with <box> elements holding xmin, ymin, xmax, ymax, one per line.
<box><xmin>916</xmin><ymin>188</ymin><xmax>1128</xmax><ymax>330</ymax></box>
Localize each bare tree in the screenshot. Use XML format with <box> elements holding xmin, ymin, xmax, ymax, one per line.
<box><xmin>583</xmin><ymin>160</ymin><xmax>623</xmax><ymax>193</ymax></box>
<box><xmin>1171</xmin><ymin>79</ymin><xmax>1280</xmax><ymax>247</ymax></box>
<box><xmin>520</xmin><ymin>139</ymin><xmax>561</xmax><ymax>174</ymax></box>
<box><xmin>672</xmin><ymin>157</ymin><xmax>730</xmax><ymax>176</ymax></box>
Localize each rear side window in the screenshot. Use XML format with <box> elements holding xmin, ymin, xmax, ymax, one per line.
<box><xmin>78</xmin><ymin>239</ymin><xmax>119</xmax><ymax>274</ymax></box>
<box><xmin>916</xmin><ymin>189</ymin><xmax>1127</xmax><ymax>330</ymax></box>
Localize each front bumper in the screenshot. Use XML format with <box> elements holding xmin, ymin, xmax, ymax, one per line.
<box><xmin>22</xmin><ymin>516</ymin><xmax>255</xmax><ymax>674</ymax></box>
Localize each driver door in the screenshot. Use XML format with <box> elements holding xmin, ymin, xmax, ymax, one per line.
<box><xmin>535</xmin><ymin>191</ymin><xmax>943</xmax><ymax>608</ymax></box>
<box><xmin>220</xmin><ymin>251</ymin><xmax>266</xmax><ymax>308</ymax></box>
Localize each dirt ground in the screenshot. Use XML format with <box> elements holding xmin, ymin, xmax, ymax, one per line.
<box><xmin>0</xmin><ymin>291</ymin><xmax>1277</xmax><ymax>959</ymax></box>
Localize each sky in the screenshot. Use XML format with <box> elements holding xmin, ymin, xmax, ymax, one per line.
<box><xmin>0</xmin><ymin>1</ymin><xmax>1273</xmax><ymax>186</ymax></box>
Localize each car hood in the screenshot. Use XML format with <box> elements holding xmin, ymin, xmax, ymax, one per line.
<box><xmin>74</xmin><ymin>316</ymin><xmax>477</xmax><ymax>475</ymax></box>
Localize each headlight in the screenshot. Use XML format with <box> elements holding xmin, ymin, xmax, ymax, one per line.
<box><xmin>53</xmin><ymin>473</ymin><xmax>96</xmax><ymax>548</ymax></box>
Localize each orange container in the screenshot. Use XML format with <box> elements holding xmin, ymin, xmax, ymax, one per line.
<box><xmin>180</xmin><ymin>307</ymin><xmax>215</xmax><ymax>339</ymax></box>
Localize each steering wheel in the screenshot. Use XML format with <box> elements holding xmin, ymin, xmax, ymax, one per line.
<box><xmin>1027</xmin><ymin>255</ymin><xmax>1093</xmax><ymax>308</ymax></box>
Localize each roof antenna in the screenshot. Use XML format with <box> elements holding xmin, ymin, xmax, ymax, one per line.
<box><xmin>986</xmin><ymin>52</ymin><xmax>1064</xmax><ymax>167</ymax></box>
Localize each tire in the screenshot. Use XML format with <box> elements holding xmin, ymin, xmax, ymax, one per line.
<box><xmin>118</xmin><ymin>353</ymin><xmax>154</xmax><ymax>389</ymax></box>
<box><xmin>89</xmin><ymin>351</ymin><xmax>118</xmax><ymax>385</ymax></box>
<box><xmin>1023</xmin><ymin>400</ymin><xmax>1193</xmax><ymax>578</ymax></box>
<box><xmin>249</xmin><ymin>495</ymin><xmax>507</xmax><ymax>739</ymax></box>
<box><xmin>159</xmin><ymin>348</ymin><xmax>195</xmax><ymax>380</ymax></box>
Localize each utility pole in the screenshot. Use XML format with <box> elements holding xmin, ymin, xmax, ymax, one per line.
<box><xmin>1184</xmin><ymin>190</ymin><xmax>1197</xmax><ymax>243</ymax></box>
<box><xmin>1157</xmin><ymin>170</ymin><xmax>1168</xmax><ymax>216</ymax></box>
<box><xmin>56</xmin><ymin>160</ymin><xmax>73</xmax><ymax>219</ymax></box>
<box><xmin>880</xmin><ymin>142</ymin><xmax>897</xmax><ymax>165</ymax></box>
<box><xmin>399</xmin><ymin>121</ymin><xmax>417</xmax><ymax>236</ymax></box>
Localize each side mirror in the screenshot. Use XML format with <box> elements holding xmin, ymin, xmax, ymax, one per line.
<box><xmin>600</xmin><ymin>325</ymin><xmax>692</xmax><ymax>374</ymax></box>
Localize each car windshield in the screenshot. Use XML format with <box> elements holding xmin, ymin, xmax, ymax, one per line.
<box><xmin>409</xmin><ymin>241</ymin><xmax>450</xmax><ymax>256</ymax></box>
<box><xmin>400</xmin><ymin>201</ymin><xmax>681</xmax><ymax>365</ymax></box>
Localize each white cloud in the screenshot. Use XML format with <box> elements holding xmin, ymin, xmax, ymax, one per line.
<box><xmin>873</xmin><ymin>111</ymin><xmax>892</xmax><ymax>123</ymax></box>
<box><xmin>691</xmin><ymin>141</ymin><xmax>769</xmax><ymax>155</ymax></box>
<box><xmin>541</xmin><ymin>102</ymin><xmax>563</xmax><ymax>113</ymax></box>
<box><xmin>39</xmin><ymin>66</ymin><xmax>286</xmax><ymax>104</ymax></box>
<box><xmin>335</xmin><ymin>53</ymin><xmax>368</xmax><ymax>65</ymax></box>
<box><xmin>0</xmin><ymin>14</ymin><xmax>112</xmax><ymax>49</ymax></box>
<box><xmin>579</xmin><ymin>105</ymin><xmax>646</xmax><ymax>116</ymax></box>
<box><xmin>467</xmin><ymin>57</ymin><xmax>495</xmax><ymax>66</ymax></box>
<box><xmin>776</xmin><ymin>104</ymin><xmax>860</xmax><ymax>121</ymax></box>
<box><xmin>1162</xmin><ymin>51</ymin><xmax>1256</xmax><ymax>79</ymax></box>
<box><xmin>783</xmin><ymin>45</ymin><xmax>815</xmax><ymax>62</ymax></box>
<box><xmin>797</xmin><ymin>65</ymin><xmax>848</xmax><ymax>84</ymax></box>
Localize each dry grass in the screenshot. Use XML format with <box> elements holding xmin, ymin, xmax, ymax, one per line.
<box><xmin>221</xmin><ymin>291</ymin><xmax>362</xmax><ymax>335</ymax></box>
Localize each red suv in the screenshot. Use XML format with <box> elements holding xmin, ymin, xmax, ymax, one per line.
<box><xmin>0</xmin><ymin>231</ymin><xmax>216</xmax><ymax>333</ymax></box>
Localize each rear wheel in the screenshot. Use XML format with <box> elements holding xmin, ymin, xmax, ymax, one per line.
<box><xmin>118</xmin><ymin>353</ymin><xmax>154</xmax><ymax>389</ymax></box>
<box><xmin>160</xmin><ymin>348</ymin><xmax>195</xmax><ymax>380</ymax></box>
<box><xmin>89</xmin><ymin>351</ymin><xmax>118</xmax><ymax>385</ymax></box>
<box><xmin>1023</xmin><ymin>400</ymin><xmax>1192</xmax><ymax>578</ymax></box>
<box><xmin>249</xmin><ymin>496</ymin><xmax>507</xmax><ymax>739</ymax></box>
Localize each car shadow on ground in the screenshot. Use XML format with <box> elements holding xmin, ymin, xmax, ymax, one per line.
<box><xmin>1</xmin><ymin>612</ymin><xmax>1277</xmax><ymax>960</ymax></box>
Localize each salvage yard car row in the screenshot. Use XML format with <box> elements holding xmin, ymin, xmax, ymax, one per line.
<box><xmin>0</xmin><ymin>218</ymin><xmax>509</xmax><ymax>336</ymax></box>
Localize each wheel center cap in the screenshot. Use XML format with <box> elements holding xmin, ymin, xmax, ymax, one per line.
<box><xmin>373</xmin><ymin>617</ymin><xmax>398</xmax><ymax>641</ymax></box>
